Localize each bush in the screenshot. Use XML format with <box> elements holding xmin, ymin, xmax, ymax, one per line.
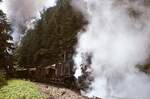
<box><xmin>0</xmin><ymin>72</ymin><xmax>7</xmax><ymax>88</ymax></box>
<box><xmin>0</xmin><ymin>80</ymin><xmax>44</xmax><ymax>99</ymax></box>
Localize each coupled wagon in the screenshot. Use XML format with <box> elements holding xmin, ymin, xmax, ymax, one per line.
<box><xmin>15</xmin><ymin>62</ymin><xmax>76</xmax><ymax>88</ymax></box>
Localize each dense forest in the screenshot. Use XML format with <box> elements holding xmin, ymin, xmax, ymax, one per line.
<box><xmin>15</xmin><ymin>0</ymin><xmax>86</xmax><ymax>68</ymax></box>
<box><xmin>0</xmin><ymin>1</ymin><xmax>14</xmax><ymax>77</ymax></box>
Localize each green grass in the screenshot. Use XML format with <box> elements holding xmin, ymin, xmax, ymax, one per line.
<box><xmin>0</xmin><ymin>80</ymin><xmax>44</xmax><ymax>99</ymax></box>
<box><xmin>0</xmin><ymin>72</ymin><xmax>6</xmax><ymax>88</ymax></box>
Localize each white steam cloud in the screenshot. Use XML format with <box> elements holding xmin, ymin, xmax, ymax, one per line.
<box><xmin>3</xmin><ymin>0</ymin><xmax>56</xmax><ymax>43</ymax></box>
<box><xmin>73</xmin><ymin>0</ymin><xmax>150</xmax><ymax>99</ymax></box>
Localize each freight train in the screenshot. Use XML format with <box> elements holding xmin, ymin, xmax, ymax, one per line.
<box><xmin>15</xmin><ymin>62</ymin><xmax>77</xmax><ymax>88</ymax></box>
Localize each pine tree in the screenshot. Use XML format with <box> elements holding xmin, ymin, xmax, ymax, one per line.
<box><xmin>16</xmin><ymin>0</ymin><xmax>86</xmax><ymax>68</ymax></box>
<box><xmin>0</xmin><ymin>8</ymin><xmax>14</xmax><ymax>76</ymax></box>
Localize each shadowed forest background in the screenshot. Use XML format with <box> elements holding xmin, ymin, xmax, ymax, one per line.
<box><xmin>15</xmin><ymin>0</ymin><xmax>86</xmax><ymax>68</ymax></box>
<box><xmin>0</xmin><ymin>0</ymin><xmax>86</xmax><ymax>71</ymax></box>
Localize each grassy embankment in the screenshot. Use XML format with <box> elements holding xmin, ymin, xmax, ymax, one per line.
<box><xmin>0</xmin><ymin>79</ymin><xmax>44</xmax><ymax>99</ymax></box>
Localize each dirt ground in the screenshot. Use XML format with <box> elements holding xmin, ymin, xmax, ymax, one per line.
<box><xmin>36</xmin><ymin>83</ymin><xmax>88</xmax><ymax>99</ymax></box>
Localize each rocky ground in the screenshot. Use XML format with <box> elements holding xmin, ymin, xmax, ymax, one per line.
<box><xmin>36</xmin><ymin>83</ymin><xmax>89</xmax><ymax>99</ymax></box>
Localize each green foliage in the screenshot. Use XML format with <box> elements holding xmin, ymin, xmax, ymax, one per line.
<box><xmin>16</xmin><ymin>0</ymin><xmax>86</xmax><ymax>67</ymax></box>
<box><xmin>0</xmin><ymin>80</ymin><xmax>44</xmax><ymax>99</ymax></box>
<box><xmin>0</xmin><ymin>72</ymin><xmax>6</xmax><ymax>88</ymax></box>
<box><xmin>0</xmin><ymin>6</ymin><xmax>14</xmax><ymax>75</ymax></box>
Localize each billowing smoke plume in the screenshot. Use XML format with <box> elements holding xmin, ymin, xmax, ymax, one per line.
<box><xmin>4</xmin><ymin>0</ymin><xmax>56</xmax><ymax>43</ymax></box>
<box><xmin>73</xmin><ymin>0</ymin><xmax>150</xmax><ymax>99</ymax></box>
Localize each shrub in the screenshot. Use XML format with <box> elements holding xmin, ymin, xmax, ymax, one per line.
<box><xmin>0</xmin><ymin>80</ymin><xmax>44</xmax><ymax>99</ymax></box>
